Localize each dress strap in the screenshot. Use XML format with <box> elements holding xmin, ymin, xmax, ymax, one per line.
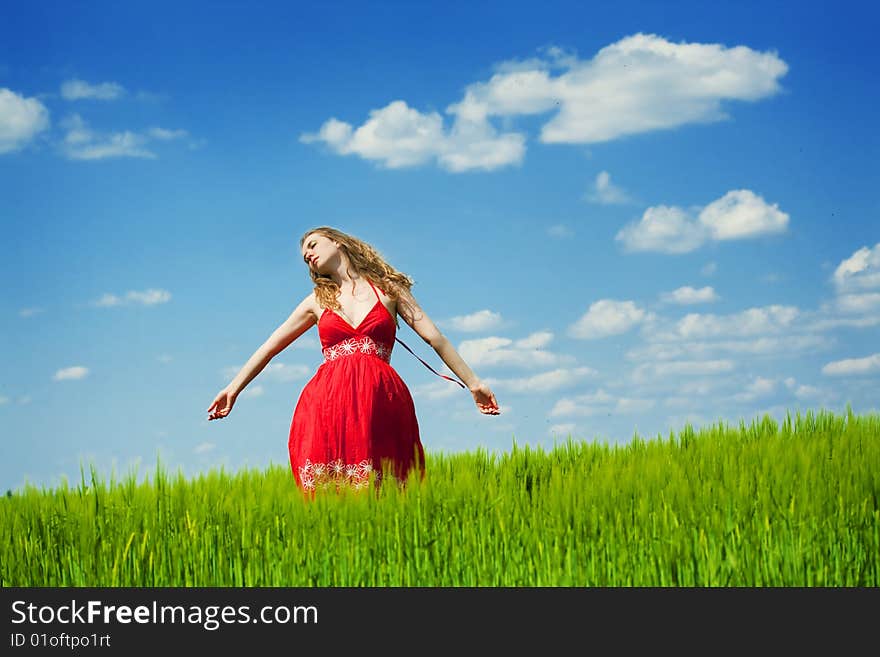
<box><xmin>394</xmin><ymin>337</ymin><xmax>466</xmax><ymax>389</ymax></box>
<box><xmin>368</xmin><ymin>278</ymin><xmax>466</xmax><ymax>390</ymax></box>
<box><xmin>367</xmin><ymin>279</ymin><xmax>382</xmax><ymax>303</ymax></box>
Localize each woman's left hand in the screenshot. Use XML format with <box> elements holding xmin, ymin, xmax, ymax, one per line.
<box><xmin>470</xmin><ymin>382</ymin><xmax>500</xmax><ymax>415</ymax></box>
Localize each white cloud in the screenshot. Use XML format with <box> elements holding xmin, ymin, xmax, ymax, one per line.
<box><xmin>263</xmin><ymin>362</ymin><xmax>311</xmax><ymax>382</ymax></box>
<box><xmin>793</xmin><ymin>385</ymin><xmax>822</xmax><ymax>400</ymax></box>
<box><xmin>60</xmin><ymin>79</ymin><xmax>125</xmax><ymax>101</ymax></box>
<box><xmin>0</xmin><ymin>88</ymin><xmax>50</xmax><ymax>154</ymax></box>
<box><xmin>615</xmin><ymin>398</ymin><xmax>656</xmax><ymax>414</ymax></box>
<box><xmin>302</xmin><ymin>101</ymin><xmax>442</xmax><ymax>168</ymax></box>
<box><xmin>734</xmin><ymin>376</ymin><xmax>777</xmax><ymax>402</ymax></box>
<box><xmin>678</xmin><ymin>380</ymin><xmax>727</xmax><ymax>396</ymax></box>
<box><xmin>699</xmin><ymin>190</ymin><xmax>789</xmax><ymax>240</ymax></box>
<box><xmin>487</xmin><ymin>366</ymin><xmax>596</xmax><ymax>393</ymax></box>
<box><xmin>447</xmin><ymin>309</ymin><xmax>504</xmax><ymax>332</ymax></box>
<box><xmin>671</xmin><ymin>305</ymin><xmax>799</xmax><ymax>340</ymax></box>
<box><xmin>616</xmin><ymin>190</ymin><xmax>788</xmax><ymax>254</ymax></box>
<box><xmin>822</xmin><ymin>353</ymin><xmax>880</xmax><ymax>376</ymax></box>
<box><xmin>458</xmin><ymin>332</ymin><xmax>571</xmax><ymax>369</ymax></box>
<box><xmin>632</xmin><ymin>359</ymin><xmax>735</xmax><ymax>383</ymax></box>
<box><xmin>549</xmin><ymin>389</ymin><xmax>615</xmax><ymax>417</ymax></box>
<box><xmin>568</xmin><ymin>299</ymin><xmax>650</xmax><ymax>339</ymax></box>
<box><xmin>62</xmin><ymin>114</ymin><xmax>155</xmax><ymax>160</ymax></box>
<box><xmin>549</xmin><ymin>423</ymin><xmax>577</xmax><ymax>437</ymax></box>
<box><xmin>616</xmin><ymin>205</ymin><xmax>707</xmax><ymax>254</ymax></box>
<box><xmin>92</xmin><ymin>288</ymin><xmax>172</xmax><ymax>307</ymax></box>
<box><xmin>53</xmin><ymin>366</ymin><xmax>89</xmax><ymax>381</ymax></box>
<box><xmin>125</xmin><ymin>289</ymin><xmax>171</xmax><ymax>305</ymax></box>
<box><xmin>627</xmin><ymin>334</ymin><xmax>832</xmax><ymax>361</ymax></box>
<box><xmin>836</xmin><ymin>292</ymin><xmax>880</xmax><ymax>314</ymax></box>
<box><xmin>808</xmin><ymin>315</ymin><xmax>880</xmax><ymax>331</ymax></box>
<box><xmin>302</xmin><ymin>34</ymin><xmax>787</xmax><ymax>171</ymax></box>
<box><xmin>301</xmin><ymin>100</ymin><xmax>524</xmax><ymax>172</ymax></box>
<box><xmin>832</xmin><ymin>243</ymin><xmax>880</xmax><ymax>292</ymax></box>
<box><xmin>148</xmin><ymin>127</ymin><xmax>189</xmax><ymax>141</ymax></box>
<box><xmin>194</xmin><ymin>442</ymin><xmax>216</xmax><ymax>455</ymax></box>
<box><xmin>784</xmin><ymin>378</ymin><xmax>822</xmax><ymax>400</ymax></box>
<box><xmin>412</xmin><ymin>380</ymin><xmax>462</xmax><ymax>401</ymax></box>
<box><xmin>585</xmin><ymin>171</ymin><xmax>631</xmax><ymax>205</ymax></box>
<box><xmin>538</xmin><ymin>34</ymin><xmax>787</xmax><ymax>144</ymax></box>
<box><xmin>19</xmin><ymin>307</ymin><xmax>45</xmax><ymax>318</ymax></box>
<box><xmin>440</xmin><ymin>116</ymin><xmax>527</xmax><ymax>172</ymax></box>
<box><xmin>549</xmin><ymin>390</ymin><xmax>653</xmax><ymax>417</ymax></box>
<box><xmin>93</xmin><ymin>293</ymin><xmax>122</xmax><ymax>307</ymax></box>
<box><xmin>701</xmin><ymin>262</ymin><xmax>717</xmax><ymax>276</ymax></box>
<box><xmin>661</xmin><ymin>286</ymin><xmax>719</xmax><ymax>305</ymax></box>
<box><xmin>515</xmin><ymin>331</ymin><xmax>554</xmax><ymax>349</ymax></box>
<box><xmin>241</xmin><ymin>385</ymin><xmax>264</xmax><ymax>398</ymax></box>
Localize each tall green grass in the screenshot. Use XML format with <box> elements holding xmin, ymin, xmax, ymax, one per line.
<box><xmin>2</xmin><ymin>409</ymin><xmax>878</xmax><ymax>586</ymax></box>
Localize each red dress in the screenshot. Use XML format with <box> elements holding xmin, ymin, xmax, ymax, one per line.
<box><xmin>288</xmin><ymin>281</ymin><xmax>424</xmax><ymax>491</ymax></box>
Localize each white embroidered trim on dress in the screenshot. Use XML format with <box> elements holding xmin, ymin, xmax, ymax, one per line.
<box><xmin>323</xmin><ymin>336</ymin><xmax>391</xmax><ymax>363</ymax></box>
<box><xmin>298</xmin><ymin>458</ymin><xmax>378</xmax><ymax>491</ymax></box>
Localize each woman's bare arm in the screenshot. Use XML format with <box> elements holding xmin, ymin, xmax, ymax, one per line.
<box><xmin>207</xmin><ymin>293</ymin><xmax>318</xmax><ymax>420</ymax></box>
<box><xmin>396</xmin><ymin>288</ymin><xmax>500</xmax><ymax>415</ymax></box>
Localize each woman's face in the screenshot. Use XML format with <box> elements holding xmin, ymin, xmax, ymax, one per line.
<box><xmin>301</xmin><ymin>232</ymin><xmax>340</xmax><ymax>272</ymax></box>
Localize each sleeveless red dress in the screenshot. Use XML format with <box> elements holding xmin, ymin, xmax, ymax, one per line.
<box><xmin>288</xmin><ymin>281</ymin><xmax>425</xmax><ymax>491</ymax></box>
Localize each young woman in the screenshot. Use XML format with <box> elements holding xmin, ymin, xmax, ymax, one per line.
<box><xmin>207</xmin><ymin>226</ymin><xmax>500</xmax><ymax>491</ymax></box>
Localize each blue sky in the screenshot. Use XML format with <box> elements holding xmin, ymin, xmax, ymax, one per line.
<box><xmin>2</xmin><ymin>0</ymin><xmax>878</xmax><ymax>491</ymax></box>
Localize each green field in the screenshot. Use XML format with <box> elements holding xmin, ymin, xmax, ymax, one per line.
<box><xmin>3</xmin><ymin>409</ymin><xmax>878</xmax><ymax>586</ymax></box>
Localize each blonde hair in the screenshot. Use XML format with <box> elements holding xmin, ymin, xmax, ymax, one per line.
<box><xmin>300</xmin><ymin>226</ymin><xmax>414</xmax><ymax>312</ymax></box>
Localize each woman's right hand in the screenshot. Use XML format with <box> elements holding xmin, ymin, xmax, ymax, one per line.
<box><xmin>207</xmin><ymin>388</ymin><xmax>237</xmax><ymax>421</ymax></box>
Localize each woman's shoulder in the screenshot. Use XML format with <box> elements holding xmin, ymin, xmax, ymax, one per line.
<box><xmin>297</xmin><ymin>290</ymin><xmax>323</xmax><ymax>316</ymax></box>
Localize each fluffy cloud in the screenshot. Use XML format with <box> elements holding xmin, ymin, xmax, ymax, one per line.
<box><xmin>568</xmin><ymin>299</ymin><xmax>650</xmax><ymax>339</ymax></box>
<box><xmin>626</xmin><ymin>335</ymin><xmax>831</xmax><ymax>361</ymax></box>
<box><xmin>487</xmin><ymin>366</ymin><xmax>596</xmax><ymax>393</ymax></box>
<box><xmin>549</xmin><ymin>389</ymin><xmax>654</xmax><ymax>417</ymax></box>
<box><xmin>53</xmin><ymin>366</ymin><xmax>89</xmax><ymax>381</ymax></box>
<box><xmin>61</xmin><ymin>114</ymin><xmax>189</xmax><ymax>160</ymax></box>
<box><xmin>585</xmin><ymin>171</ymin><xmax>631</xmax><ymax>205</ymax></box>
<box><xmin>458</xmin><ymin>332</ymin><xmax>571</xmax><ymax>368</ymax></box>
<box><xmin>549</xmin><ymin>389</ymin><xmax>614</xmax><ymax>417</ymax></box>
<box><xmin>0</xmin><ymin>88</ymin><xmax>50</xmax><ymax>154</ymax></box>
<box><xmin>660</xmin><ymin>286</ymin><xmax>719</xmax><ymax>305</ymax></box>
<box><xmin>700</xmin><ymin>190</ymin><xmax>789</xmax><ymax>240</ymax></box>
<box><xmin>832</xmin><ymin>243</ymin><xmax>880</xmax><ymax>292</ymax></box>
<box><xmin>92</xmin><ymin>288</ymin><xmax>172</xmax><ymax>307</ymax></box>
<box><xmin>301</xmin><ymin>100</ymin><xmax>524</xmax><ymax>172</ymax></box>
<box><xmin>616</xmin><ymin>190</ymin><xmax>789</xmax><ymax>254</ymax></box>
<box><xmin>446</xmin><ymin>309</ymin><xmax>504</xmax><ymax>332</ymax></box>
<box><xmin>302</xmin><ymin>34</ymin><xmax>787</xmax><ymax>171</ymax></box>
<box><xmin>60</xmin><ymin>79</ymin><xmax>125</xmax><ymax>101</ymax></box>
<box><xmin>148</xmin><ymin>127</ymin><xmax>189</xmax><ymax>141</ymax></box>
<box><xmin>62</xmin><ymin>114</ymin><xmax>155</xmax><ymax>160</ymax></box>
<box><xmin>821</xmin><ymin>353</ymin><xmax>880</xmax><ymax>376</ymax></box>
<box><xmin>835</xmin><ymin>293</ymin><xmax>880</xmax><ymax>314</ymax></box>
<box><xmin>632</xmin><ymin>359</ymin><xmax>735</xmax><ymax>383</ymax></box>
<box><xmin>734</xmin><ymin>376</ymin><xmax>777</xmax><ymax>402</ymax></box>
<box><xmin>664</xmin><ymin>305</ymin><xmax>800</xmax><ymax>340</ymax></box>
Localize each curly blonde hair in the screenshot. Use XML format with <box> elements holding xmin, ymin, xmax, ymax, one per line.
<box><xmin>300</xmin><ymin>226</ymin><xmax>414</xmax><ymax>313</ymax></box>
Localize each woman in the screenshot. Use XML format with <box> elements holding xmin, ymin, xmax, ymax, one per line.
<box><xmin>207</xmin><ymin>226</ymin><xmax>500</xmax><ymax>491</ymax></box>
